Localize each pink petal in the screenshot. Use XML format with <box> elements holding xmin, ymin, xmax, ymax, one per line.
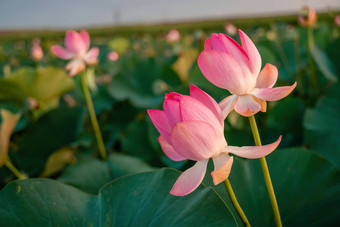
<box><xmin>256</xmin><ymin>63</ymin><xmax>278</xmax><ymax>88</ymax></box>
<box><xmin>190</xmin><ymin>84</ymin><xmax>223</xmax><ymax>125</ymax></box>
<box><xmin>170</xmin><ymin>160</ymin><xmax>208</xmax><ymax>196</ymax></box>
<box><xmin>234</xmin><ymin>95</ymin><xmax>261</xmax><ymax>117</ymax></box>
<box><xmin>65</xmin><ymin>59</ymin><xmax>85</xmax><ymax>77</ymax></box>
<box><xmin>251</xmin><ymin>82</ymin><xmax>297</xmax><ymax>101</ymax></box>
<box><xmin>219</xmin><ymin>95</ymin><xmax>237</xmax><ymax>119</ymax></box>
<box><xmin>51</xmin><ymin>46</ymin><xmax>74</xmax><ymax>60</ymax></box>
<box><xmin>84</xmin><ymin>47</ymin><xmax>99</xmax><ymax>65</ymax></box>
<box><xmin>158</xmin><ymin>136</ymin><xmax>186</xmax><ymax>161</ymax></box>
<box><xmin>239</xmin><ymin>29</ymin><xmax>261</xmax><ymax>77</ymax></box>
<box><xmin>65</xmin><ymin>30</ymin><xmax>86</xmax><ymax>54</ymax></box>
<box><xmin>211</xmin><ymin>33</ymin><xmax>229</xmax><ymax>52</ymax></box>
<box><xmin>171</xmin><ymin>121</ymin><xmax>225</xmax><ymax>160</ymax></box>
<box><xmin>198</xmin><ymin>50</ymin><xmax>253</xmax><ymax>95</ymax></box>
<box><xmin>147</xmin><ymin>109</ymin><xmax>172</xmax><ymax>143</ymax></box>
<box><xmin>80</xmin><ymin>30</ymin><xmax>90</xmax><ymax>50</ymax></box>
<box><xmin>180</xmin><ymin>95</ymin><xmax>222</xmax><ymax>130</ymax></box>
<box><xmin>163</xmin><ymin>93</ymin><xmax>183</xmax><ymax>128</ymax></box>
<box><xmin>217</xmin><ymin>33</ymin><xmax>251</xmax><ymax>69</ymax></box>
<box><xmin>225</xmin><ymin>136</ymin><xmax>282</xmax><ymax>159</ymax></box>
<box><xmin>211</xmin><ymin>154</ymin><xmax>234</xmax><ymax>185</ymax></box>
<box><xmin>204</xmin><ymin>38</ymin><xmax>212</xmax><ymax>50</ymax></box>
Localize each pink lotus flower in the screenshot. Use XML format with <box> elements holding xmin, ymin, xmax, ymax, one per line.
<box><xmin>224</xmin><ymin>22</ymin><xmax>237</xmax><ymax>36</ymax></box>
<box><xmin>335</xmin><ymin>15</ymin><xmax>340</xmax><ymax>26</ymax></box>
<box><xmin>31</xmin><ymin>45</ymin><xmax>43</xmax><ymax>61</ymax></box>
<box><xmin>165</xmin><ymin>29</ymin><xmax>180</xmax><ymax>43</ymax></box>
<box><xmin>198</xmin><ymin>30</ymin><xmax>297</xmax><ymax>117</ymax></box>
<box><xmin>148</xmin><ymin>85</ymin><xmax>281</xmax><ymax>196</ymax></box>
<box><xmin>298</xmin><ymin>6</ymin><xmax>317</xmax><ymax>27</ymax></box>
<box><xmin>107</xmin><ymin>51</ymin><xmax>119</xmax><ymax>61</ymax></box>
<box><xmin>51</xmin><ymin>30</ymin><xmax>99</xmax><ymax>77</ymax></box>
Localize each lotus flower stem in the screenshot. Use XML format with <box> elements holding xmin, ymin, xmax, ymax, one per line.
<box><xmin>248</xmin><ymin>115</ymin><xmax>282</xmax><ymax>227</ymax></box>
<box><xmin>80</xmin><ymin>71</ymin><xmax>107</xmax><ymax>160</ymax></box>
<box><xmin>224</xmin><ymin>179</ymin><xmax>250</xmax><ymax>227</ymax></box>
<box><xmin>4</xmin><ymin>158</ymin><xmax>27</xmax><ymax>180</ymax></box>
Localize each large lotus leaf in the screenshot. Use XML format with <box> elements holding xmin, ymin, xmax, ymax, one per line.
<box><xmin>266</xmin><ymin>97</ymin><xmax>305</xmax><ymax>146</ymax></box>
<box><xmin>0</xmin><ymin>169</ymin><xmax>237</xmax><ymax>226</ymax></box>
<box><xmin>11</xmin><ymin>106</ymin><xmax>83</xmax><ymax>175</ymax></box>
<box><xmin>304</xmin><ymin>82</ymin><xmax>340</xmax><ymax>168</ymax></box>
<box><xmin>122</xmin><ymin>118</ymin><xmax>161</xmax><ymax>162</ymax></box>
<box><xmin>0</xmin><ymin>79</ymin><xmax>27</xmax><ymax>102</ymax></box>
<box><xmin>203</xmin><ymin>148</ymin><xmax>340</xmax><ymax>226</ymax></box>
<box><xmin>58</xmin><ymin>153</ymin><xmax>154</xmax><ymax>194</ymax></box>
<box><xmin>311</xmin><ymin>44</ymin><xmax>338</xmax><ymax>82</ymax></box>
<box><xmin>108</xmin><ymin>57</ymin><xmax>181</xmax><ymax>108</ymax></box>
<box><xmin>1</xmin><ymin>67</ymin><xmax>74</xmax><ymax>103</ymax></box>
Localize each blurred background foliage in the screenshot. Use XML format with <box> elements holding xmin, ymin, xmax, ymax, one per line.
<box><xmin>0</xmin><ymin>11</ymin><xmax>340</xmax><ymax>226</ymax></box>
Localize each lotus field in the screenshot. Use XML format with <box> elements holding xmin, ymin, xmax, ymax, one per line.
<box><xmin>0</xmin><ymin>8</ymin><xmax>340</xmax><ymax>226</ymax></box>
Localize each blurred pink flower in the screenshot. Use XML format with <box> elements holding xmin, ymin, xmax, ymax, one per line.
<box><xmin>148</xmin><ymin>85</ymin><xmax>281</xmax><ymax>196</ymax></box>
<box><xmin>51</xmin><ymin>30</ymin><xmax>99</xmax><ymax>77</ymax></box>
<box><xmin>31</xmin><ymin>45</ymin><xmax>43</xmax><ymax>61</ymax></box>
<box><xmin>335</xmin><ymin>15</ymin><xmax>340</xmax><ymax>26</ymax></box>
<box><xmin>166</xmin><ymin>29</ymin><xmax>180</xmax><ymax>42</ymax></box>
<box><xmin>224</xmin><ymin>22</ymin><xmax>237</xmax><ymax>35</ymax></box>
<box><xmin>107</xmin><ymin>51</ymin><xmax>119</xmax><ymax>61</ymax></box>
<box><xmin>198</xmin><ymin>30</ymin><xmax>296</xmax><ymax>117</ymax></box>
<box><xmin>298</xmin><ymin>6</ymin><xmax>317</xmax><ymax>27</ymax></box>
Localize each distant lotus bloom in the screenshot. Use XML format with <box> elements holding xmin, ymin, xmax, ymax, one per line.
<box><xmin>148</xmin><ymin>85</ymin><xmax>281</xmax><ymax>196</ymax></box>
<box><xmin>51</xmin><ymin>30</ymin><xmax>99</xmax><ymax>77</ymax></box>
<box><xmin>31</xmin><ymin>45</ymin><xmax>43</xmax><ymax>61</ymax></box>
<box><xmin>166</xmin><ymin>29</ymin><xmax>180</xmax><ymax>43</ymax></box>
<box><xmin>26</xmin><ymin>97</ymin><xmax>39</xmax><ymax>110</ymax></box>
<box><xmin>224</xmin><ymin>22</ymin><xmax>237</xmax><ymax>36</ymax></box>
<box><xmin>198</xmin><ymin>30</ymin><xmax>297</xmax><ymax>117</ymax></box>
<box><xmin>335</xmin><ymin>15</ymin><xmax>340</xmax><ymax>26</ymax></box>
<box><xmin>107</xmin><ymin>51</ymin><xmax>119</xmax><ymax>61</ymax></box>
<box><xmin>298</xmin><ymin>6</ymin><xmax>317</xmax><ymax>27</ymax></box>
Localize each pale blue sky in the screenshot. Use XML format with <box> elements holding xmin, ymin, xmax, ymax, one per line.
<box><xmin>0</xmin><ymin>0</ymin><xmax>339</xmax><ymax>30</ymax></box>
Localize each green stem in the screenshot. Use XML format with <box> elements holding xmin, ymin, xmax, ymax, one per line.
<box><xmin>224</xmin><ymin>179</ymin><xmax>251</xmax><ymax>227</ymax></box>
<box><xmin>248</xmin><ymin>115</ymin><xmax>282</xmax><ymax>227</ymax></box>
<box><xmin>80</xmin><ymin>71</ymin><xmax>107</xmax><ymax>160</ymax></box>
<box><xmin>5</xmin><ymin>158</ymin><xmax>27</xmax><ymax>180</ymax></box>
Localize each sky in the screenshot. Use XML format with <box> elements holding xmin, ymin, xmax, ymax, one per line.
<box><xmin>0</xmin><ymin>0</ymin><xmax>339</xmax><ymax>30</ymax></box>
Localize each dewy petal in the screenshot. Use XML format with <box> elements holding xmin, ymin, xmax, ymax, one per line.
<box><xmin>225</xmin><ymin>136</ymin><xmax>282</xmax><ymax>159</ymax></box>
<box><xmin>80</xmin><ymin>30</ymin><xmax>90</xmax><ymax>50</ymax></box>
<box><xmin>190</xmin><ymin>84</ymin><xmax>223</xmax><ymax>125</ymax></box>
<box><xmin>84</xmin><ymin>47</ymin><xmax>99</xmax><ymax>65</ymax></box>
<box><xmin>51</xmin><ymin>46</ymin><xmax>74</xmax><ymax>60</ymax></box>
<box><xmin>170</xmin><ymin>160</ymin><xmax>208</xmax><ymax>196</ymax></box>
<box><xmin>198</xmin><ymin>50</ymin><xmax>251</xmax><ymax>94</ymax></box>
<box><xmin>219</xmin><ymin>95</ymin><xmax>238</xmax><ymax>119</ymax></box>
<box><xmin>234</xmin><ymin>95</ymin><xmax>261</xmax><ymax>117</ymax></box>
<box><xmin>251</xmin><ymin>82</ymin><xmax>297</xmax><ymax>101</ymax></box>
<box><xmin>204</xmin><ymin>38</ymin><xmax>212</xmax><ymax>50</ymax></box>
<box><xmin>239</xmin><ymin>29</ymin><xmax>261</xmax><ymax>77</ymax></box>
<box><xmin>217</xmin><ymin>33</ymin><xmax>251</xmax><ymax>69</ymax></box>
<box><xmin>158</xmin><ymin>136</ymin><xmax>186</xmax><ymax>161</ymax></box>
<box><xmin>171</xmin><ymin>121</ymin><xmax>225</xmax><ymax>160</ymax></box>
<box><xmin>65</xmin><ymin>30</ymin><xmax>86</xmax><ymax>54</ymax></box>
<box><xmin>211</xmin><ymin>154</ymin><xmax>234</xmax><ymax>185</ymax></box>
<box><xmin>65</xmin><ymin>59</ymin><xmax>85</xmax><ymax>77</ymax></box>
<box><xmin>163</xmin><ymin>93</ymin><xmax>182</xmax><ymax>128</ymax></box>
<box><xmin>147</xmin><ymin>109</ymin><xmax>172</xmax><ymax>143</ymax></box>
<box><xmin>256</xmin><ymin>63</ymin><xmax>278</xmax><ymax>88</ymax></box>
